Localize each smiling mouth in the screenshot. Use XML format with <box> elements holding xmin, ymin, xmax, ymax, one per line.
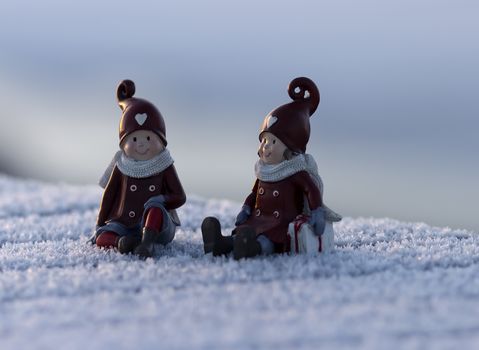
<box><xmin>136</xmin><ymin>148</ymin><xmax>150</xmax><ymax>155</ymax></box>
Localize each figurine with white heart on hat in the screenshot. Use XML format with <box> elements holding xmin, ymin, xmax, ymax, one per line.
<box><xmin>90</xmin><ymin>79</ymin><xmax>186</xmax><ymax>258</ymax></box>
<box><xmin>201</xmin><ymin>77</ymin><xmax>341</xmax><ymax>260</ymax></box>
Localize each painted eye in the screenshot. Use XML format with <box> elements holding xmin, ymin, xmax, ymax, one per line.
<box><xmin>273</xmin><ymin>139</ymin><xmax>276</xmax><ymax>144</ymax></box>
<box><xmin>147</xmin><ymin>136</ymin><xmax>150</xmax><ymax>141</ymax></box>
<box><xmin>133</xmin><ymin>137</ymin><xmax>137</xmax><ymax>142</ymax></box>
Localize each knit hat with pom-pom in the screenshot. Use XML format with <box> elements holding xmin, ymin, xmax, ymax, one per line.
<box><xmin>117</xmin><ymin>79</ymin><xmax>167</xmax><ymax>146</ymax></box>
<box><xmin>259</xmin><ymin>77</ymin><xmax>320</xmax><ymax>153</ymax></box>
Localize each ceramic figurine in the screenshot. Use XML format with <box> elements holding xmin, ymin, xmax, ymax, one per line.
<box><xmin>90</xmin><ymin>79</ymin><xmax>186</xmax><ymax>258</ymax></box>
<box><xmin>201</xmin><ymin>77</ymin><xmax>341</xmax><ymax>260</ymax></box>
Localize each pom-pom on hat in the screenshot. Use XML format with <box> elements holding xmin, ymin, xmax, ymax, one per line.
<box><xmin>259</xmin><ymin>77</ymin><xmax>320</xmax><ymax>153</ymax></box>
<box><xmin>117</xmin><ymin>79</ymin><xmax>167</xmax><ymax>146</ymax></box>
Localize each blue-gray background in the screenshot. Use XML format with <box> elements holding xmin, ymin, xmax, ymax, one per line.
<box><xmin>0</xmin><ymin>0</ymin><xmax>477</xmax><ymax>231</ymax></box>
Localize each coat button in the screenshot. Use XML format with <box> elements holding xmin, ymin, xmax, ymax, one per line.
<box><xmin>149</xmin><ymin>185</ymin><xmax>156</xmax><ymax>192</ymax></box>
<box><xmin>273</xmin><ymin>190</ymin><xmax>279</xmax><ymax>197</ymax></box>
<box><xmin>273</xmin><ymin>211</ymin><xmax>280</xmax><ymax>218</ymax></box>
<box><xmin>258</xmin><ymin>187</ymin><xmax>264</xmax><ymax>195</ymax></box>
<box><xmin>130</xmin><ymin>184</ymin><xmax>137</xmax><ymax>192</ymax></box>
<box><xmin>129</xmin><ymin>211</ymin><xmax>136</xmax><ymax>218</ymax></box>
<box><xmin>255</xmin><ymin>209</ymin><xmax>261</xmax><ymax>216</ymax></box>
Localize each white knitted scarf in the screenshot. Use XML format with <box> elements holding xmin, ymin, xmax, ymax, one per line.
<box><xmin>255</xmin><ymin>154</ymin><xmax>324</xmax><ymax>193</ymax></box>
<box><xmin>99</xmin><ymin>149</ymin><xmax>174</xmax><ymax>188</ymax></box>
<box><xmin>254</xmin><ymin>154</ymin><xmax>342</xmax><ymax>222</ymax></box>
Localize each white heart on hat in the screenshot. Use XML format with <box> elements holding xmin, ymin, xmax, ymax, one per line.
<box><xmin>135</xmin><ymin>113</ymin><xmax>148</xmax><ymax>126</ymax></box>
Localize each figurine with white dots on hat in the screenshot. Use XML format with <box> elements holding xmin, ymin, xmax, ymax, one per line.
<box><xmin>201</xmin><ymin>77</ymin><xmax>341</xmax><ymax>259</ymax></box>
<box><xmin>90</xmin><ymin>80</ymin><xmax>186</xmax><ymax>258</ymax></box>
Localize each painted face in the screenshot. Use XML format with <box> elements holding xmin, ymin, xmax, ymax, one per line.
<box><xmin>121</xmin><ymin>130</ymin><xmax>164</xmax><ymax>161</ymax></box>
<box><xmin>258</xmin><ymin>132</ymin><xmax>288</xmax><ymax>165</ymax></box>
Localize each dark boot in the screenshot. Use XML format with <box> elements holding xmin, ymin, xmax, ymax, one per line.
<box><xmin>201</xmin><ymin>217</ymin><xmax>233</xmax><ymax>256</ymax></box>
<box><xmin>134</xmin><ymin>228</ymin><xmax>158</xmax><ymax>258</ymax></box>
<box><xmin>117</xmin><ymin>235</ymin><xmax>141</xmax><ymax>254</ymax></box>
<box><xmin>233</xmin><ymin>226</ymin><xmax>261</xmax><ymax>260</ymax></box>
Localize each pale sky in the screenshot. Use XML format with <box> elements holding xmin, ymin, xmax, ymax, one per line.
<box><xmin>0</xmin><ymin>0</ymin><xmax>478</xmax><ymax>231</ymax></box>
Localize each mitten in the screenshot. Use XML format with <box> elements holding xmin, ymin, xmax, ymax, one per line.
<box><xmin>235</xmin><ymin>205</ymin><xmax>252</xmax><ymax>226</ymax></box>
<box><xmin>310</xmin><ymin>207</ymin><xmax>326</xmax><ymax>236</ymax></box>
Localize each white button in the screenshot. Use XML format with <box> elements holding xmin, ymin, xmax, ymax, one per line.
<box><xmin>273</xmin><ymin>190</ymin><xmax>279</xmax><ymax>197</ymax></box>
<box><xmin>149</xmin><ymin>185</ymin><xmax>156</xmax><ymax>192</ymax></box>
<box><xmin>255</xmin><ymin>209</ymin><xmax>261</xmax><ymax>216</ymax></box>
<box><xmin>273</xmin><ymin>211</ymin><xmax>280</xmax><ymax>218</ymax></box>
<box><xmin>258</xmin><ymin>187</ymin><xmax>264</xmax><ymax>195</ymax></box>
<box><xmin>128</xmin><ymin>211</ymin><xmax>136</xmax><ymax>218</ymax></box>
<box><xmin>130</xmin><ymin>185</ymin><xmax>137</xmax><ymax>192</ymax></box>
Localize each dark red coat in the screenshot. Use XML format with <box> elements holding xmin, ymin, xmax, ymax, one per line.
<box><xmin>240</xmin><ymin>171</ymin><xmax>321</xmax><ymax>251</ymax></box>
<box><xmin>97</xmin><ymin>165</ymin><xmax>186</xmax><ymax>228</ymax></box>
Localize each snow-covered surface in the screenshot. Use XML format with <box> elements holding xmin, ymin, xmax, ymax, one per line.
<box><xmin>0</xmin><ymin>175</ymin><xmax>478</xmax><ymax>350</ymax></box>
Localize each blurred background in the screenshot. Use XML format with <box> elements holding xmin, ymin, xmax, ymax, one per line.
<box><xmin>0</xmin><ymin>0</ymin><xmax>477</xmax><ymax>231</ymax></box>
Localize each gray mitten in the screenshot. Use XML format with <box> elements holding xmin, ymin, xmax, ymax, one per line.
<box><xmin>310</xmin><ymin>207</ymin><xmax>326</xmax><ymax>236</ymax></box>
<box><xmin>235</xmin><ymin>205</ymin><xmax>251</xmax><ymax>226</ymax></box>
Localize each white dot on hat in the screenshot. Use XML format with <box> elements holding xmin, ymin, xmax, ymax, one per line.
<box><xmin>266</xmin><ymin>115</ymin><xmax>278</xmax><ymax>128</ymax></box>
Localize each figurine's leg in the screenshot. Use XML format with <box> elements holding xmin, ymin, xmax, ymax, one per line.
<box><xmin>233</xmin><ymin>226</ymin><xmax>261</xmax><ymax>260</ymax></box>
<box><xmin>257</xmin><ymin>235</ymin><xmax>274</xmax><ymax>255</ymax></box>
<box><xmin>96</xmin><ymin>221</ymin><xmax>141</xmax><ymax>254</ymax></box>
<box><xmin>135</xmin><ymin>207</ymin><xmax>175</xmax><ymax>258</ymax></box>
<box><xmin>201</xmin><ymin>217</ymin><xmax>233</xmax><ymax>256</ymax></box>
<box><xmin>143</xmin><ymin>206</ymin><xmax>163</xmax><ymax>231</ymax></box>
<box><xmin>96</xmin><ymin>231</ymin><xmax>119</xmax><ymax>249</ymax></box>
<box><xmin>145</xmin><ymin>207</ymin><xmax>176</xmax><ymax>244</ymax></box>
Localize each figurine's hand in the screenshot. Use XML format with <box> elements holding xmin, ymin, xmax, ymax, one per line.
<box><xmin>310</xmin><ymin>208</ymin><xmax>326</xmax><ymax>236</ymax></box>
<box><xmin>235</xmin><ymin>205</ymin><xmax>251</xmax><ymax>226</ymax></box>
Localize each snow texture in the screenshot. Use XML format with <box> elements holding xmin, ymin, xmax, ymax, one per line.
<box><xmin>0</xmin><ymin>174</ymin><xmax>478</xmax><ymax>350</ymax></box>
